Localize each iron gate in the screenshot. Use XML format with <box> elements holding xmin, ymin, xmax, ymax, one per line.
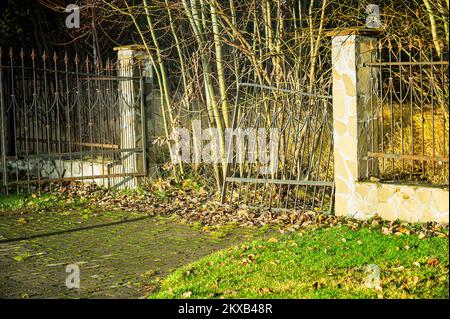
<box><xmin>0</xmin><ymin>48</ymin><xmax>147</xmax><ymax>194</ymax></box>
<box><xmin>221</xmin><ymin>83</ymin><xmax>335</xmax><ymax>213</ymax></box>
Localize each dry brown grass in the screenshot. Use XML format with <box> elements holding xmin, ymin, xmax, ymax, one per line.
<box><xmin>378</xmin><ymin>104</ymin><xmax>449</xmax><ymax>185</ymax></box>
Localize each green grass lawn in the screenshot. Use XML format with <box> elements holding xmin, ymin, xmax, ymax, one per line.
<box><xmin>148</xmin><ymin>225</ymin><xmax>449</xmax><ymax>299</ymax></box>
<box><xmin>0</xmin><ymin>192</ymin><xmax>81</xmax><ymax>212</ymax></box>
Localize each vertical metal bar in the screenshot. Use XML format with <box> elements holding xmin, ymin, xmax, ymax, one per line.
<box><xmin>379</xmin><ymin>40</ymin><xmax>385</xmax><ymax>176</ymax></box>
<box><xmin>229</xmin><ymin>84</ymin><xmax>247</xmax><ymax>203</ymax></box>
<box><xmin>226</xmin><ymin>84</ymin><xmax>244</xmax><ymax>205</ymax></box>
<box><xmin>369</xmin><ymin>41</ymin><xmax>375</xmax><ymax>179</ymax></box>
<box><xmin>96</xmin><ymin>57</ymin><xmax>106</xmax><ymax>187</ymax></box>
<box><xmin>140</xmin><ymin>67</ymin><xmax>148</xmax><ymax>178</ymax></box>
<box><xmin>302</xmin><ymin>97</ymin><xmax>320</xmax><ymax>207</ymax></box>
<box><xmin>252</xmin><ymin>85</ymin><xmax>264</xmax><ymax>208</ymax></box>
<box><xmin>256</xmin><ymin>85</ymin><xmax>270</xmax><ymax>208</ymax></box>
<box><xmin>85</xmin><ymin>56</ymin><xmax>95</xmax><ymax>183</ymax></box>
<box><xmin>42</xmin><ymin>51</ymin><xmax>51</xmax><ymax>192</ymax></box>
<box><xmin>0</xmin><ymin>48</ymin><xmax>8</xmax><ymax>194</ymax></box>
<box><xmin>118</xmin><ymin>59</ymin><xmax>127</xmax><ymax>184</ymax></box>
<box><xmin>399</xmin><ymin>42</ymin><xmax>405</xmax><ymax>174</ymax></box>
<box><xmin>319</xmin><ymin>120</ymin><xmax>333</xmax><ymax>212</ymax></box>
<box><xmin>311</xmin><ymin>107</ymin><xmax>327</xmax><ymax>210</ymax></box>
<box><xmin>106</xmin><ymin>59</ymin><xmax>113</xmax><ymax>187</ymax></box>
<box><xmin>293</xmin><ymin>102</ymin><xmax>310</xmax><ymax>209</ymax></box>
<box><xmin>20</xmin><ymin>49</ymin><xmax>31</xmax><ymax>192</ymax></box>
<box><xmin>75</xmin><ymin>54</ymin><xmax>83</xmax><ymax>182</ymax></box>
<box><xmin>266</xmin><ymin>88</ymin><xmax>278</xmax><ymax>209</ymax></box>
<box><xmin>388</xmin><ymin>38</ymin><xmax>395</xmax><ymax>175</ymax></box>
<box><xmin>31</xmin><ymin>50</ymin><xmax>41</xmax><ymax>193</ymax></box>
<box><xmin>277</xmin><ymin>92</ymin><xmax>292</xmax><ymax>208</ymax></box>
<box><xmin>440</xmin><ymin>45</ymin><xmax>448</xmax><ymax>183</ymax></box>
<box><xmin>242</xmin><ymin>87</ymin><xmax>258</xmax><ymax>207</ymax></box>
<box><xmin>9</xmin><ymin>49</ymin><xmax>20</xmax><ymax>193</ymax></box>
<box><xmin>430</xmin><ymin>43</ymin><xmax>436</xmax><ymax>175</ymax></box>
<box><xmin>408</xmin><ymin>39</ymin><xmax>414</xmax><ymax>180</ymax></box>
<box><xmin>64</xmin><ymin>52</ymin><xmax>73</xmax><ymax>181</ymax></box>
<box><xmin>327</xmin><ymin>183</ymin><xmax>335</xmax><ymax>215</ymax></box>
<box><xmin>284</xmin><ymin>91</ymin><xmax>305</xmax><ymax>209</ymax></box>
<box><xmin>53</xmin><ymin>52</ymin><xmax>63</xmax><ymax>188</ymax></box>
<box><xmin>419</xmin><ymin>39</ymin><xmax>425</xmax><ymax>178</ymax></box>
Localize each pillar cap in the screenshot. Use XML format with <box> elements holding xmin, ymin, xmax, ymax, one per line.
<box><xmin>113</xmin><ymin>44</ymin><xmax>147</xmax><ymax>51</ymax></box>
<box><xmin>325</xmin><ymin>27</ymin><xmax>383</xmax><ymax>37</ymax></box>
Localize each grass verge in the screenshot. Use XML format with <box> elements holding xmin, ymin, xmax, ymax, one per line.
<box><xmin>148</xmin><ymin>225</ymin><xmax>449</xmax><ymax>299</ymax></box>
<box><xmin>0</xmin><ymin>193</ymin><xmax>67</xmax><ymax>212</ymax></box>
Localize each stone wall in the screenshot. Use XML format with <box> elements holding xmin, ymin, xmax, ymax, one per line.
<box><xmin>350</xmin><ymin>182</ymin><xmax>448</xmax><ymax>223</ymax></box>
<box><xmin>4</xmin><ymin>159</ymin><xmax>110</xmax><ymax>187</ymax></box>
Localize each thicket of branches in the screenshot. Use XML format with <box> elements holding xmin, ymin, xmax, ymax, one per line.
<box><xmin>39</xmin><ymin>0</ymin><xmax>449</xmax><ymax>191</ymax></box>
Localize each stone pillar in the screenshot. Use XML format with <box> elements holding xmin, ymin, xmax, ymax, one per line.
<box><xmin>114</xmin><ymin>45</ymin><xmax>147</xmax><ymax>189</ymax></box>
<box><xmin>330</xmin><ymin>29</ymin><xmax>378</xmax><ymax>218</ymax></box>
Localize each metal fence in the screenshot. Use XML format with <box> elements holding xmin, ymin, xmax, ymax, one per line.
<box><xmin>365</xmin><ymin>37</ymin><xmax>449</xmax><ymax>186</ymax></box>
<box><xmin>0</xmin><ymin>48</ymin><xmax>147</xmax><ymax>194</ymax></box>
<box><xmin>221</xmin><ymin>83</ymin><xmax>334</xmax><ymax>213</ymax></box>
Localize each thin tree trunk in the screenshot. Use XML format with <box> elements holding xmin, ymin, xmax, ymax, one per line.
<box><xmin>210</xmin><ymin>2</ymin><xmax>230</xmax><ymax>128</ymax></box>
<box><xmin>423</xmin><ymin>0</ymin><xmax>442</xmax><ymax>56</ymax></box>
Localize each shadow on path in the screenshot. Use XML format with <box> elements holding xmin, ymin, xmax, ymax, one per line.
<box><xmin>0</xmin><ymin>212</ymin><xmax>267</xmax><ymax>299</ymax></box>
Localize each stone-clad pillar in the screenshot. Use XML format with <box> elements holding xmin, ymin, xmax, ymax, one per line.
<box><xmin>114</xmin><ymin>45</ymin><xmax>147</xmax><ymax>189</ymax></box>
<box><xmin>330</xmin><ymin>29</ymin><xmax>378</xmax><ymax>218</ymax></box>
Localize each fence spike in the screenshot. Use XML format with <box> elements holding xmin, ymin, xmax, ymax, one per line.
<box><xmin>64</xmin><ymin>52</ymin><xmax>69</xmax><ymax>64</ymax></box>
<box><xmin>20</xmin><ymin>48</ymin><xmax>25</xmax><ymax>60</ymax></box>
<box><xmin>31</xmin><ymin>49</ymin><xmax>36</xmax><ymax>60</ymax></box>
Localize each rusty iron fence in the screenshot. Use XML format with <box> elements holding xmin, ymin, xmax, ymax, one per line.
<box><xmin>364</xmin><ymin>37</ymin><xmax>449</xmax><ymax>186</ymax></box>
<box><xmin>0</xmin><ymin>48</ymin><xmax>147</xmax><ymax>194</ymax></box>
<box><xmin>221</xmin><ymin>83</ymin><xmax>334</xmax><ymax>213</ymax></box>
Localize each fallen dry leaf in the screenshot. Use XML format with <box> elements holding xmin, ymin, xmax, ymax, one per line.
<box><xmin>427</xmin><ymin>258</ymin><xmax>439</xmax><ymax>266</ymax></box>
<box><xmin>260</xmin><ymin>287</ymin><xmax>272</xmax><ymax>293</ymax></box>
